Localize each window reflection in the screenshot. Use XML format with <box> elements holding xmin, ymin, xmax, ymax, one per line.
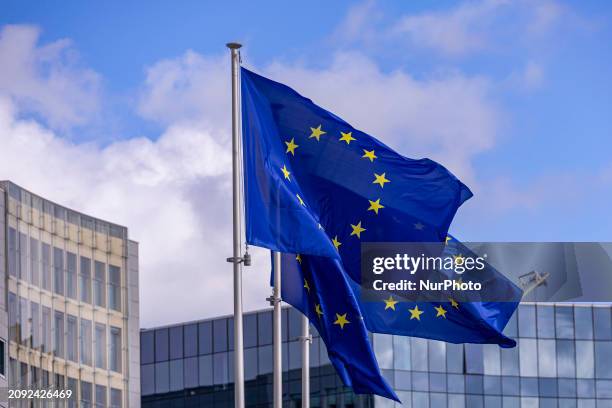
<box><xmin>576</xmin><ymin>340</ymin><xmax>595</xmax><ymax>379</ymax></box>
<box><xmin>556</xmin><ymin>306</ymin><xmax>574</xmax><ymax>339</ymax></box>
<box><xmin>374</xmin><ymin>334</ymin><xmax>393</xmax><ymax>369</ymax></box>
<box><xmin>519</xmin><ymin>305</ymin><xmax>536</xmax><ymax>338</ymax></box>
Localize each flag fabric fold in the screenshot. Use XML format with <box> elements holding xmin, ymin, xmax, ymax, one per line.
<box><xmin>241</xmin><ymin>66</ymin><xmax>521</xmax><ymax>400</ymax></box>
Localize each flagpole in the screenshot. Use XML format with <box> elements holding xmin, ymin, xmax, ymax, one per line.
<box><xmin>301</xmin><ymin>314</ymin><xmax>311</xmax><ymax>408</ymax></box>
<box><xmin>272</xmin><ymin>251</ymin><xmax>283</xmax><ymax>408</ymax></box>
<box><xmin>226</xmin><ymin>42</ymin><xmax>245</xmax><ymax>408</ymax></box>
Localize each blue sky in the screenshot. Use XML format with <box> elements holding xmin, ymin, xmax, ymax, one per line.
<box><xmin>1</xmin><ymin>0</ymin><xmax>611</xmax><ymax>324</ymax></box>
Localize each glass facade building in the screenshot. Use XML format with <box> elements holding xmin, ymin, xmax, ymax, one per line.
<box><xmin>141</xmin><ymin>303</ymin><xmax>612</xmax><ymax>407</ymax></box>
<box><xmin>0</xmin><ymin>181</ymin><xmax>141</xmax><ymax>407</ymax></box>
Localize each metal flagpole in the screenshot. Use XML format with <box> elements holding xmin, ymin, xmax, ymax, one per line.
<box><xmin>226</xmin><ymin>42</ymin><xmax>245</xmax><ymax>408</ymax></box>
<box><xmin>301</xmin><ymin>315</ymin><xmax>312</xmax><ymax>408</ymax></box>
<box><xmin>271</xmin><ymin>252</ymin><xmax>283</xmax><ymax>408</ymax></box>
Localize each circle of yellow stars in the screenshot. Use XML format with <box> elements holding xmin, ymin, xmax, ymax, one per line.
<box><xmin>282</xmin><ymin>124</ymin><xmax>456</xmax><ymax>331</ymax></box>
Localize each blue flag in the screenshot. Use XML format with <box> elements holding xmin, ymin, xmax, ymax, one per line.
<box><xmin>241</xmin><ymin>67</ymin><xmax>521</xmax><ymax>400</ymax></box>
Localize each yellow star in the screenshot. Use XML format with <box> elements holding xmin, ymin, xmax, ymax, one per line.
<box><xmin>350</xmin><ymin>221</ymin><xmax>366</xmax><ymax>239</ymax></box>
<box><xmin>449</xmin><ymin>298</ymin><xmax>459</xmax><ymax>309</ymax></box>
<box><xmin>445</xmin><ymin>236</ymin><xmax>452</xmax><ymax>245</ymax></box>
<box><xmin>281</xmin><ymin>165</ymin><xmax>291</xmax><ymax>181</ymax></box>
<box><xmin>408</xmin><ymin>305</ymin><xmax>424</xmax><ymax>320</ymax></box>
<box><xmin>332</xmin><ymin>236</ymin><xmax>341</xmax><ymax>251</ymax></box>
<box><xmin>334</xmin><ymin>313</ymin><xmax>350</xmax><ymax>329</ymax></box>
<box><xmin>285</xmin><ymin>138</ymin><xmax>299</xmax><ymax>155</ymax></box>
<box><xmin>454</xmin><ymin>254</ymin><xmax>464</xmax><ymax>265</ymax></box>
<box><xmin>362</xmin><ymin>149</ymin><xmax>377</xmax><ymax>162</ymax></box>
<box><xmin>373</xmin><ymin>172</ymin><xmax>390</xmax><ymax>188</ymax></box>
<box><xmin>384</xmin><ymin>296</ymin><xmax>399</xmax><ymax>311</ymax></box>
<box><xmin>309</xmin><ymin>125</ymin><xmax>326</xmax><ymax>141</ymax></box>
<box><xmin>304</xmin><ymin>279</ymin><xmax>310</xmax><ymax>293</ymax></box>
<box><xmin>297</xmin><ymin>194</ymin><xmax>305</xmax><ymax>206</ymax></box>
<box><xmin>435</xmin><ymin>305</ymin><xmax>447</xmax><ymax>318</ymax></box>
<box><xmin>315</xmin><ymin>304</ymin><xmax>324</xmax><ymax>319</ymax></box>
<box><xmin>296</xmin><ymin>254</ymin><xmax>302</xmax><ymax>264</ymax></box>
<box><xmin>339</xmin><ymin>131</ymin><xmax>356</xmax><ymax>144</ymax></box>
<box><xmin>367</xmin><ymin>198</ymin><xmax>384</xmax><ymax>215</ymax></box>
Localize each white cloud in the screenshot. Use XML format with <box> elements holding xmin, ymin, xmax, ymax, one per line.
<box><xmin>335</xmin><ymin>0</ymin><xmax>569</xmax><ymax>58</ymax></box>
<box><xmin>138</xmin><ymin>51</ymin><xmax>230</xmax><ymax>129</ymax></box>
<box><xmin>1</xmin><ymin>24</ymin><xmax>503</xmax><ymax>326</ymax></box>
<box><xmin>0</xmin><ymin>93</ymin><xmax>275</xmax><ymax>327</ymax></box>
<box><xmin>0</xmin><ymin>25</ymin><xmax>100</xmax><ymax>129</ymax></box>
<box><xmin>265</xmin><ymin>52</ymin><xmax>497</xmax><ymax>183</ymax></box>
<box><xmin>392</xmin><ymin>0</ymin><xmax>506</xmax><ymax>56</ymax></box>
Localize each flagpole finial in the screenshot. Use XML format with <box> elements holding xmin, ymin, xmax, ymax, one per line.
<box><xmin>226</xmin><ymin>42</ymin><xmax>242</xmax><ymax>49</ymax></box>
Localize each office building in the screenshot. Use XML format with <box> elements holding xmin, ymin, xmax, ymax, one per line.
<box><xmin>141</xmin><ymin>303</ymin><xmax>612</xmax><ymax>407</ymax></box>
<box><xmin>0</xmin><ymin>181</ymin><xmax>140</xmax><ymax>407</ymax></box>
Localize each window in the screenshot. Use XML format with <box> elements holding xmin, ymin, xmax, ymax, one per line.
<box><xmin>67</xmin><ymin>378</ymin><xmax>78</xmax><ymax>408</ymax></box>
<box><xmin>108</xmin><ymin>265</ymin><xmax>121</xmax><ymax>311</ymax></box>
<box><xmin>169</xmin><ymin>326</ymin><xmax>183</xmax><ymax>360</ymax></box>
<box><xmin>110</xmin><ymin>326</ymin><xmax>122</xmax><ymax>373</ymax></box>
<box><xmin>213</xmin><ymin>319</ymin><xmax>228</xmax><ymax>353</ymax></box>
<box><xmin>0</xmin><ymin>338</ymin><xmax>5</xmax><ymax>376</ymax></box>
<box><xmin>95</xmin><ymin>385</ymin><xmax>107</xmax><ymax>408</ymax></box>
<box><xmin>42</xmin><ymin>306</ymin><xmax>51</xmax><ymax>353</ymax></box>
<box><xmin>8</xmin><ymin>227</ymin><xmax>17</xmax><ymax>276</ymax></box>
<box><xmin>199</xmin><ymin>355</ymin><xmax>213</xmax><ymax>386</ymax></box>
<box><xmin>19</xmin><ymin>232</ymin><xmax>28</xmax><ymax>280</ymax></box>
<box><xmin>556</xmin><ymin>306</ymin><xmax>574</xmax><ymax>339</ymax></box>
<box><xmin>465</xmin><ymin>344</ymin><xmax>484</xmax><ymax>374</ymax></box>
<box><xmin>170</xmin><ymin>359</ymin><xmax>184</xmax><ymax>391</ymax></box>
<box><xmin>184</xmin><ymin>324</ymin><xmax>198</xmax><ymax>357</ymax></box>
<box><xmin>19</xmin><ymin>297</ymin><xmax>29</xmax><ymax>346</ymax></box>
<box><xmin>213</xmin><ymin>352</ymin><xmax>229</xmax><ymax>385</ymax></box>
<box><xmin>557</xmin><ymin>339</ymin><xmax>576</xmax><ymax>377</ymax></box>
<box><xmin>81</xmin><ymin>381</ymin><xmax>92</xmax><ymax>408</ymax></box>
<box><xmin>80</xmin><ymin>256</ymin><xmax>92</xmax><ymax>303</ymax></box>
<box><xmin>538</xmin><ymin>339</ymin><xmax>557</xmax><ymax>377</ymax></box>
<box><xmin>537</xmin><ymin>305</ymin><xmax>555</xmax><ymax>338</ymax></box>
<box><xmin>244</xmin><ymin>314</ymin><xmax>257</xmax><ymax>348</ymax></box>
<box><xmin>30</xmin><ymin>237</ymin><xmax>39</xmax><ymax>286</ymax></box>
<box><xmin>519</xmin><ymin>305</ymin><xmax>536</xmax><ymax>337</ymax></box>
<box><xmin>66</xmin><ymin>315</ymin><xmax>77</xmax><ymax>362</ymax></box>
<box><xmin>8</xmin><ymin>293</ymin><xmax>17</xmax><ymax>343</ymax></box>
<box><xmin>411</xmin><ymin>338</ymin><xmax>428</xmax><ymax>371</ymax></box>
<box><xmin>141</xmin><ymin>364</ymin><xmax>155</xmax><ymax>395</ymax></box>
<box><xmin>80</xmin><ymin>318</ymin><xmax>92</xmax><ymax>366</ymax></box>
<box><xmin>54</xmin><ymin>311</ymin><xmax>64</xmax><ymax>358</ymax></box>
<box><xmin>519</xmin><ymin>339</ymin><xmax>538</xmax><ymax>376</ymax></box>
<box><xmin>257</xmin><ymin>312</ymin><xmax>272</xmax><ymax>346</ymax></box>
<box><xmin>31</xmin><ymin>302</ymin><xmax>40</xmax><ymax>349</ymax></box>
<box><xmin>594</xmin><ymin>308</ymin><xmax>612</xmax><ymax>340</ymax></box>
<box><xmin>53</xmin><ymin>247</ymin><xmax>64</xmax><ymax>295</ymax></box>
<box><xmin>141</xmin><ymin>331</ymin><xmax>154</xmax><ymax>364</ymax></box>
<box><xmin>429</xmin><ymin>341</ymin><xmax>447</xmax><ymax>373</ymax></box>
<box><xmin>41</xmin><ymin>243</ymin><xmax>51</xmax><ymax>291</ymax></box>
<box><xmin>374</xmin><ymin>334</ymin><xmax>393</xmax><ymax>369</ymax></box>
<box><xmin>66</xmin><ymin>252</ymin><xmax>77</xmax><ymax>299</ymax></box>
<box><xmin>110</xmin><ymin>388</ymin><xmax>122</xmax><ymax>408</ymax></box>
<box><xmin>155</xmin><ymin>361</ymin><xmax>170</xmax><ymax>393</ymax></box>
<box><xmin>184</xmin><ymin>357</ymin><xmax>198</xmax><ymax>388</ymax></box>
<box><xmin>155</xmin><ymin>328</ymin><xmax>169</xmax><ymax>362</ymax></box>
<box><xmin>393</xmin><ymin>335</ymin><xmax>411</xmax><ymax>371</ymax></box>
<box><xmin>574</xmin><ymin>313</ymin><xmax>593</xmax><ymax>347</ymax></box>
<box><xmin>94</xmin><ymin>323</ymin><xmax>106</xmax><ymax>369</ymax></box>
<box><xmin>198</xmin><ymin>321</ymin><xmax>212</xmax><ymax>355</ymax></box>
<box><xmin>93</xmin><ymin>261</ymin><xmax>106</xmax><ymax>307</ymax></box>
<box><xmin>595</xmin><ymin>341</ymin><xmax>612</xmax><ymax>379</ymax></box>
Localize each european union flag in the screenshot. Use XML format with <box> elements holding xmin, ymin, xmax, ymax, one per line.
<box><xmin>241</xmin><ymin>67</ymin><xmax>521</xmax><ymax>400</ymax></box>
